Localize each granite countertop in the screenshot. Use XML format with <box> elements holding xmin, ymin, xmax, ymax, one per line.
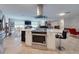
<box><xmin>32</xmin><ymin>30</ymin><xmax>46</xmax><ymax>32</ymax></box>
<box><xmin>21</xmin><ymin>28</ymin><xmax>62</xmax><ymax>33</ymax></box>
<box><xmin>32</xmin><ymin>28</ymin><xmax>47</xmax><ymax>32</ymax></box>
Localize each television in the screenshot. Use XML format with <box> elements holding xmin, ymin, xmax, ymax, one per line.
<box><xmin>25</xmin><ymin>21</ymin><xmax>31</xmax><ymax>25</ymax></box>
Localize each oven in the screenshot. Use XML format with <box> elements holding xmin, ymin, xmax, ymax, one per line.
<box><xmin>32</xmin><ymin>31</ymin><xmax>47</xmax><ymax>44</ymax></box>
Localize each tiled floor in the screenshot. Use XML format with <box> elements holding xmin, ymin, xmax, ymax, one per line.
<box><xmin>1</xmin><ymin>31</ymin><xmax>79</xmax><ymax>54</ymax></box>
<box><xmin>3</xmin><ymin>36</ymin><xmax>58</xmax><ymax>54</ymax></box>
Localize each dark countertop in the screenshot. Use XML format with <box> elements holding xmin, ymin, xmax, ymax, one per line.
<box><xmin>32</xmin><ymin>31</ymin><xmax>47</xmax><ymax>34</ymax></box>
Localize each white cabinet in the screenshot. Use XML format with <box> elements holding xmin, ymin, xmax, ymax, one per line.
<box><xmin>47</xmin><ymin>30</ymin><xmax>56</xmax><ymax>50</ymax></box>
<box><xmin>25</xmin><ymin>29</ymin><xmax>32</xmax><ymax>46</ymax></box>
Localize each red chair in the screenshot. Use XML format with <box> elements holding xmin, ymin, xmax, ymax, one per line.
<box><xmin>68</xmin><ymin>28</ymin><xmax>79</xmax><ymax>35</ymax></box>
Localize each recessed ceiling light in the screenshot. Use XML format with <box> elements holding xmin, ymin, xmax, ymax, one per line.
<box><xmin>58</xmin><ymin>12</ymin><xmax>71</xmax><ymax>16</ymax></box>
<box><xmin>58</xmin><ymin>13</ymin><xmax>66</xmax><ymax>16</ymax></box>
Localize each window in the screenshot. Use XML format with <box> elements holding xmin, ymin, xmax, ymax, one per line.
<box><xmin>32</xmin><ymin>21</ymin><xmax>39</xmax><ymax>28</ymax></box>
<box><xmin>15</xmin><ymin>21</ymin><xmax>24</xmax><ymax>28</ymax></box>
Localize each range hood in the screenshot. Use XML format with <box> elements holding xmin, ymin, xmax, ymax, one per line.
<box><xmin>35</xmin><ymin>4</ymin><xmax>47</xmax><ymax>18</ymax></box>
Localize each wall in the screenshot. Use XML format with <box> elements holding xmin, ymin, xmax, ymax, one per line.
<box><xmin>51</xmin><ymin>20</ymin><xmax>59</xmax><ymax>27</ymax></box>
<box><xmin>64</xmin><ymin>18</ymin><xmax>79</xmax><ymax>30</ymax></box>
<box><xmin>0</xmin><ymin>10</ymin><xmax>3</xmax><ymax>19</ymax></box>
<box><xmin>50</xmin><ymin>19</ymin><xmax>64</xmax><ymax>30</ymax></box>
<box><xmin>10</xmin><ymin>18</ymin><xmax>47</xmax><ymax>28</ymax></box>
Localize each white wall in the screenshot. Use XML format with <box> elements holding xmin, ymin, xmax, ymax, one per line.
<box><xmin>51</xmin><ymin>21</ymin><xmax>59</xmax><ymax>27</ymax></box>
<box><xmin>64</xmin><ymin>18</ymin><xmax>79</xmax><ymax>30</ymax></box>
<box><xmin>51</xmin><ymin>20</ymin><xmax>64</xmax><ymax>30</ymax></box>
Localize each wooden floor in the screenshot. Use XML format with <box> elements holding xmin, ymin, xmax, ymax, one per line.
<box><xmin>0</xmin><ymin>31</ymin><xmax>79</xmax><ymax>54</ymax></box>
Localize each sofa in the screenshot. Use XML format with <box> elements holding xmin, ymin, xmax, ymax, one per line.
<box><xmin>68</xmin><ymin>28</ymin><xmax>79</xmax><ymax>35</ymax></box>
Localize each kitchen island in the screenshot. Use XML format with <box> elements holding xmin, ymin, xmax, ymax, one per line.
<box><xmin>21</xmin><ymin>28</ymin><xmax>62</xmax><ymax>50</ymax></box>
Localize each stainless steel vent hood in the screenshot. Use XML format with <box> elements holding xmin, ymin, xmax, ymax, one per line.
<box><xmin>35</xmin><ymin>4</ymin><xmax>47</xmax><ymax>18</ymax></box>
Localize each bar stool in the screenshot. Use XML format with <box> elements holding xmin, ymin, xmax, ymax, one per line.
<box><xmin>55</xmin><ymin>30</ymin><xmax>67</xmax><ymax>51</ymax></box>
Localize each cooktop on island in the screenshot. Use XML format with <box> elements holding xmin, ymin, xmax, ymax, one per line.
<box><xmin>32</xmin><ymin>28</ymin><xmax>47</xmax><ymax>34</ymax></box>
<box><xmin>32</xmin><ymin>28</ymin><xmax>47</xmax><ymax>32</ymax></box>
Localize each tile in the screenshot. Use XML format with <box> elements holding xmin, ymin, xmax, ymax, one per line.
<box><xmin>1</xmin><ymin>31</ymin><xmax>79</xmax><ymax>54</ymax></box>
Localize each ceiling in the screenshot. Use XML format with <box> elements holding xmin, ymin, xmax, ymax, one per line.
<box><xmin>0</xmin><ymin>4</ymin><xmax>79</xmax><ymax>20</ymax></box>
